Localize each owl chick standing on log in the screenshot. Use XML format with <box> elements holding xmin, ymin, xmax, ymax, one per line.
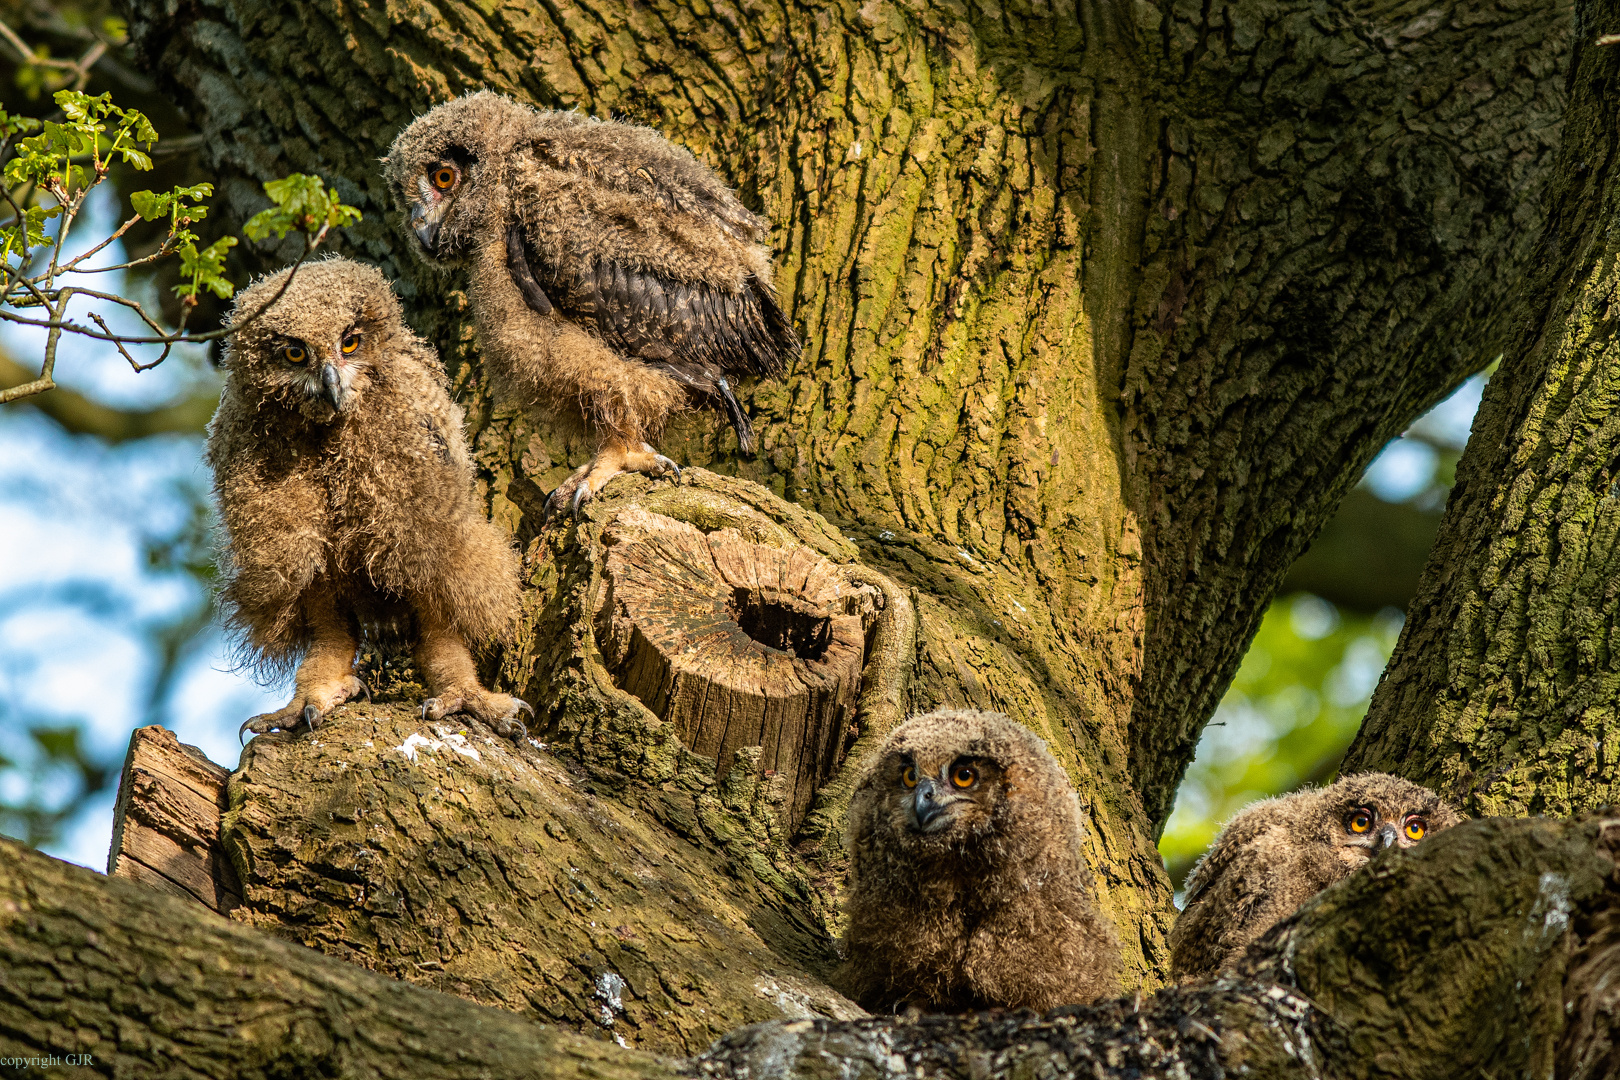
<box><xmin>1169</xmin><ymin>772</ymin><xmax>1461</xmax><ymax>981</ymax></box>
<box><xmin>208</xmin><ymin>258</ymin><xmax>531</xmax><ymax>738</ymax></box>
<box><xmin>843</xmin><ymin>709</ymin><xmax>1121</xmax><ymax>1014</ymax></box>
<box><xmin>384</xmin><ymin>92</ymin><xmax>798</xmax><ymax>519</ymax></box>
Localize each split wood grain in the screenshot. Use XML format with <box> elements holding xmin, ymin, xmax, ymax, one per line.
<box><xmin>107</xmin><ymin>724</ymin><xmax>240</xmax><ymax>913</ymax></box>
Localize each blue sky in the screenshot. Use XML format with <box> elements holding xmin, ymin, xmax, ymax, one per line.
<box><xmin>0</xmin><ymin>187</ymin><xmax>281</xmax><ymax>870</ymax></box>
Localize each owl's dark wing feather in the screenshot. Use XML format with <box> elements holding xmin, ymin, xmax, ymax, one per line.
<box><xmin>507</xmin><ymin>227</ymin><xmax>796</xmax><ymax>453</ymax></box>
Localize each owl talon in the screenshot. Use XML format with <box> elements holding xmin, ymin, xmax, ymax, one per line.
<box><xmin>302</xmin><ymin>704</ymin><xmax>322</xmax><ymax>730</ymax></box>
<box><xmin>421</xmin><ymin>690</ymin><xmax>530</xmax><ymax>740</ymax></box>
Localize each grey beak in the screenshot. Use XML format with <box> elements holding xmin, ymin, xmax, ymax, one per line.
<box><xmin>320</xmin><ymin>363</ymin><xmax>343</xmax><ymax>411</ymax></box>
<box><xmin>909</xmin><ymin>778</ymin><xmax>946</xmax><ymax>832</ymax></box>
<box><xmin>411</xmin><ymin>205</ymin><xmax>439</xmax><ymax>251</ymax></box>
<box><xmin>1377</xmin><ymin>823</ymin><xmax>1398</xmax><ymax>849</ymax></box>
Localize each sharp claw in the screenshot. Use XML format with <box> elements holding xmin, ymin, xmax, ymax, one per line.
<box><xmin>515</xmin><ymin>698</ymin><xmax>534</xmax><ymax>718</ymax></box>
<box><xmin>357</xmin><ymin>678</ymin><xmax>372</xmax><ymax>703</ymax></box>
<box><xmin>239</xmin><ymin>717</ymin><xmax>257</xmax><ymax>745</ymax></box>
<box><xmin>302</xmin><ymin>704</ymin><xmax>321</xmax><ymax>730</ymax></box>
<box><xmin>661</xmin><ymin>456</ymin><xmax>682</xmax><ymax>481</ymax></box>
<box><xmin>572</xmin><ymin>481</ymin><xmax>590</xmax><ymax>517</ymax></box>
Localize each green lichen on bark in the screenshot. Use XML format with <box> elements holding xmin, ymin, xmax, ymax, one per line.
<box><xmin>1349</xmin><ymin>14</ymin><xmax>1620</xmax><ymax>817</ymax></box>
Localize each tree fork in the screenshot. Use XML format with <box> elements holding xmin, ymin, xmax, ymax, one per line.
<box><xmin>120</xmin><ymin>0</ymin><xmax>1573</xmax><ymax>873</ymax></box>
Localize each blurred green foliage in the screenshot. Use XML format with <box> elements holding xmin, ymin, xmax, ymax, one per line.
<box><xmin>0</xmin><ymin>722</ymin><xmax>110</xmax><ymax>846</ymax></box>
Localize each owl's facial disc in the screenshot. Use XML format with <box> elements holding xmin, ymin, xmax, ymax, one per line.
<box><xmin>1341</xmin><ymin>804</ymin><xmax>1398</xmax><ymax>851</ymax></box>
<box><xmin>408</xmin><ymin>160</ymin><xmax>464</xmax><ymax>256</ymax></box>
<box><xmin>900</xmin><ymin>756</ymin><xmax>985</xmax><ymax>834</ymax></box>
<box><xmin>276</xmin><ymin>326</ymin><xmax>368</xmax><ymax>418</ymax></box>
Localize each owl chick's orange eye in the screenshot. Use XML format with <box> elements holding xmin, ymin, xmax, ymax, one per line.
<box><xmin>901</xmin><ymin>765</ymin><xmax>918</xmax><ymax>788</ymax></box>
<box><xmin>1347</xmin><ymin>809</ymin><xmax>1373</xmax><ymax>834</ymax></box>
<box><xmin>341</xmin><ymin>333</ymin><xmax>361</xmax><ymax>354</ymax></box>
<box><xmin>1404</xmin><ymin>818</ymin><xmax>1426</xmax><ymax>841</ymax></box>
<box><xmin>430</xmin><ymin>164</ymin><xmax>458</xmax><ymax>192</ymax></box>
<box><xmin>281</xmin><ymin>344</ymin><xmax>307</xmax><ymax>365</ymax></box>
<box><xmin>951</xmin><ymin>765</ymin><xmax>977</xmax><ymax>789</ymax></box>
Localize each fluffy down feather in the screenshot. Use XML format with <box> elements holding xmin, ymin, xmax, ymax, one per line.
<box><xmin>208</xmin><ymin>257</ymin><xmax>528</xmax><ymax>735</ymax></box>
<box><xmin>843</xmin><ymin>709</ymin><xmax>1121</xmax><ymax>1014</ymax></box>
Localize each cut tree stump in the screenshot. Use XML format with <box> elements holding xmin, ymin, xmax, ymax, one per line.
<box><xmin>107</xmin><ymin>724</ymin><xmax>239</xmax><ymax>913</ymax></box>
<box><xmin>597</xmin><ymin>508</ymin><xmax>872</xmax><ymax>827</ymax></box>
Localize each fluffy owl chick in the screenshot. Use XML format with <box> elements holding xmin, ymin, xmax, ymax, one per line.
<box><xmin>383</xmin><ymin>91</ymin><xmax>798</xmax><ymax>519</ymax></box>
<box><xmin>843</xmin><ymin>709</ymin><xmax>1121</xmax><ymax>1014</ymax></box>
<box><xmin>208</xmin><ymin>258</ymin><xmax>531</xmax><ymax>738</ymax></box>
<box><xmin>1169</xmin><ymin>772</ymin><xmax>1461</xmax><ymax>981</ymax></box>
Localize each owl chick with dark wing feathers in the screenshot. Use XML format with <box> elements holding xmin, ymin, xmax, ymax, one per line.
<box><xmin>208</xmin><ymin>258</ymin><xmax>532</xmax><ymax>739</ymax></box>
<box><xmin>383</xmin><ymin>92</ymin><xmax>798</xmax><ymax>520</ymax></box>
<box><xmin>1169</xmin><ymin>772</ymin><xmax>1461</xmax><ymax>981</ymax></box>
<box><xmin>843</xmin><ymin>709</ymin><xmax>1121</xmax><ymax>1015</ymax></box>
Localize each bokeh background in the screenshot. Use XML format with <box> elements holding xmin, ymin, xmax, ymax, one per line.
<box><xmin>0</xmin><ymin>3</ymin><xmax>1489</xmax><ymax>891</ymax></box>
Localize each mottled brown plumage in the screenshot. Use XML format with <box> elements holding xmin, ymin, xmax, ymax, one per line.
<box><xmin>843</xmin><ymin>709</ymin><xmax>1121</xmax><ymax>1014</ymax></box>
<box><xmin>208</xmin><ymin>258</ymin><xmax>530</xmax><ymax>737</ymax></box>
<box><xmin>383</xmin><ymin>92</ymin><xmax>797</xmax><ymax>517</ymax></box>
<box><xmin>1169</xmin><ymin>772</ymin><xmax>1461</xmax><ymax>981</ymax></box>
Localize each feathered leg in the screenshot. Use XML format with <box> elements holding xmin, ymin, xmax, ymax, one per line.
<box><xmin>543</xmin><ymin>436</ymin><xmax>681</xmax><ymax>521</ymax></box>
<box><xmin>416</xmin><ymin>606</ymin><xmax>532</xmax><ymax>739</ymax></box>
<box><xmin>241</xmin><ymin>590</ymin><xmax>368</xmax><ymax>740</ymax></box>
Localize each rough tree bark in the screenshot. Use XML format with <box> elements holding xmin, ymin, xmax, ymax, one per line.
<box><xmin>3</xmin><ymin>814</ymin><xmax>1616</xmax><ymax>1077</ymax></box>
<box><xmin>4</xmin><ymin>0</ymin><xmax>1615</xmax><ymax>1073</ymax></box>
<box><xmin>1347</xmin><ymin>13</ymin><xmax>1620</xmax><ymax>820</ymax></box>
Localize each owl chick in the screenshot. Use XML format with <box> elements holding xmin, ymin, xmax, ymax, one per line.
<box><xmin>383</xmin><ymin>92</ymin><xmax>798</xmax><ymax>519</ymax></box>
<box><xmin>208</xmin><ymin>257</ymin><xmax>531</xmax><ymax>738</ymax></box>
<box><xmin>1169</xmin><ymin>772</ymin><xmax>1461</xmax><ymax>981</ymax></box>
<box><xmin>843</xmin><ymin>708</ymin><xmax>1121</xmax><ymax>1014</ymax></box>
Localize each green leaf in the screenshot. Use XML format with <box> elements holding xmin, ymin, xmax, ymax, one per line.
<box><xmin>0</xmin><ymin>203</ymin><xmax>62</xmax><ymax>262</ymax></box>
<box><xmin>242</xmin><ymin>173</ymin><xmax>362</xmax><ymax>241</ymax></box>
<box><xmin>173</xmin><ymin>236</ymin><xmax>239</xmax><ymax>300</ymax></box>
<box><xmin>0</xmin><ymin>109</ymin><xmax>40</xmax><ymax>140</ymax></box>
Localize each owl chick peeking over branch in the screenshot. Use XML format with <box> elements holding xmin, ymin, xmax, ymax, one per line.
<box><xmin>384</xmin><ymin>92</ymin><xmax>798</xmax><ymax>520</ymax></box>
<box><xmin>208</xmin><ymin>258</ymin><xmax>531</xmax><ymax>740</ymax></box>
<box><xmin>1168</xmin><ymin>772</ymin><xmax>1461</xmax><ymax>981</ymax></box>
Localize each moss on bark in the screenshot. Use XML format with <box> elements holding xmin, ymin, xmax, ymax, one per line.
<box><xmin>1349</xmin><ymin>5</ymin><xmax>1620</xmax><ymax>818</ymax></box>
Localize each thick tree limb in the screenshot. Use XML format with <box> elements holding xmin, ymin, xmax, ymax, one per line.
<box><xmin>1350</xmin><ymin>0</ymin><xmax>1620</xmax><ymax>817</ymax></box>
<box><xmin>4</xmin><ymin>815</ymin><xmax>1614</xmax><ymax>1077</ymax></box>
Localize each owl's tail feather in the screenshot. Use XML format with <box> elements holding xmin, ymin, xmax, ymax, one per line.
<box><xmin>714</xmin><ymin>376</ymin><xmax>755</xmax><ymax>455</ymax></box>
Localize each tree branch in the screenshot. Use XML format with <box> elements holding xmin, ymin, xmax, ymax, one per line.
<box><xmin>5</xmin><ymin>814</ymin><xmax>1614</xmax><ymax>1078</ymax></box>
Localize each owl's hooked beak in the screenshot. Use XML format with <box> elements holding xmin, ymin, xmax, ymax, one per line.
<box><xmin>410</xmin><ymin>175</ymin><xmax>445</xmax><ymax>252</ymax></box>
<box><xmin>320</xmin><ymin>362</ymin><xmax>346</xmax><ymax>412</ymax></box>
<box><xmin>906</xmin><ymin>778</ymin><xmax>957</xmax><ymax>834</ymax></box>
<box><xmin>410</xmin><ymin>201</ymin><xmax>440</xmax><ymax>251</ymax></box>
<box><xmin>1376</xmin><ymin>822</ymin><xmax>1398</xmax><ymax>849</ymax></box>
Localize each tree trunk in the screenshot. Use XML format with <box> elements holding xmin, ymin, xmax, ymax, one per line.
<box><xmin>1347</xmin><ymin>11</ymin><xmax>1620</xmax><ymax>818</ymax></box>
<box><xmin>11</xmin><ymin>0</ymin><xmax>1601</xmax><ymax>1072</ymax></box>
<box><xmin>117</xmin><ymin>0</ymin><xmax>1573</xmax><ymax>978</ymax></box>
<box><xmin>3</xmin><ymin>814</ymin><xmax>1615</xmax><ymax>1077</ymax></box>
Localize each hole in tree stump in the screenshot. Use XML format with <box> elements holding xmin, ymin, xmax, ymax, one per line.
<box><xmin>596</xmin><ymin>508</ymin><xmax>872</xmax><ymax>828</ymax></box>
<box><xmin>728</xmin><ymin>589</ymin><xmax>834</xmax><ymax>660</ymax></box>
